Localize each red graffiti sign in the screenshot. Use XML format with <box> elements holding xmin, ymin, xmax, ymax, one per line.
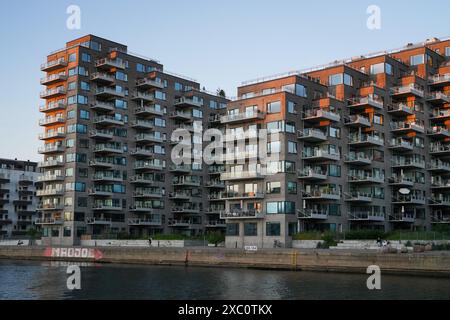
<box><xmin>43</xmin><ymin>247</ymin><xmax>103</xmax><ymax>260</ymax></box>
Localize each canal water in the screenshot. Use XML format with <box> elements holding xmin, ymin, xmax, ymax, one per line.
<box><xmin>0</xmin><ymin>260</ymin><xmax>449</xmax><ymax>300</ymax></box>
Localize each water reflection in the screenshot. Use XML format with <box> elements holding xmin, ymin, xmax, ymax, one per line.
<box><xmin>0</xmin><ymin>260</ymin><xmax>449</xmax><ymax>300</ymax></box>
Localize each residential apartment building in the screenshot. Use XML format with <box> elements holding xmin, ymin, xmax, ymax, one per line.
<box><xmin>38</xmin><ymin>35</ymin><xmax>228</xmax><ymax>246</ymax></box>
<box><xmin>222</xmin><ymin>37</ymin><xmax>450</xmax><ymax>248</ymax></box>
<box><xmin>0</xmin><ymin>159</ymin><xmax>41</xmax><ymax>238</ymax></box>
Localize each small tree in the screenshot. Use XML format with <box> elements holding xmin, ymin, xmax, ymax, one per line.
<box><xmin>217</xmin><ymin>88</ymin><xmax>226</xmax><ymax>98</ymax></box>
<box><xmin>206</xmin><ymin>231</ymin><xmax>225</xmax><ymax>247</ymax></box>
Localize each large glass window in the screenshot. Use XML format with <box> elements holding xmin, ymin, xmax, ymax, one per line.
<box><xmin>370</xmin><ymin>63</ymin><xmax>385</xmax><ymax>75</ymax></box>
<box><xmin>267</xmin><ymin>101</ymin><xmax>281</xmax><ymax>113</ymax></box>
<box><xmin>410</xmin><ymin>54</ymin><xmax>425</xmax><ymax>66</ymax></box>
<box><xmin>266</xmin><ymin>181</ymin><xmax>281</xmax><ymax>194</ymax></box>
<box><xmin>446</xmin><ymin>47</ymin><xmax>450</xmax><ymax>57</ymax></box>
<box><xmin>266</xmin><ymin>222</ymin><xmax>281</xmax><ymax>236</ymax></box>
<box><xmin>226</xmin><ymin>224</ymin><xmax>239</xmax><ymax>236</ymax></box>
<box><xmin>295</xmin><ymin>84</ymin><xmax>307</xmax><ymax>97</ymax></box>
<box><xmin>244</xmin><ymin>223</ymin><xmax>258</xmax><ymax>236</ymax></box>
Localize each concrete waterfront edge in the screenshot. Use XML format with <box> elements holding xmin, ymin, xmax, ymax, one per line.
<box><xmin>1</xmin><ymin>246</ymin><xmax>450</xmax><ymax>277</ymax></box>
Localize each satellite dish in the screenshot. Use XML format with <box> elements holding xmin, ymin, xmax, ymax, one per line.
<box><xmin>399</xmin><ymin>188</ymin><xmax>411</xmax><ymax>195</ymax></box>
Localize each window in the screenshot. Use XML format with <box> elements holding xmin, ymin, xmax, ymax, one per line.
<box><xmin>68</xmin><ymin>81</ymin><xmax>76</xmax><ymax>91</ymax></box>
<box><xmin>80</xmin><ymin>110</ymin><xmax>90</xmax><ymax>120</ymax></box>
<box><xmin>385</xmin><ymin>63</ymin><xmax>393</xmax><ymax>75</ymax></box>
<box><xmin>288</xmin><ymin>141</ymin><xmax>297</xmax><ymax>154</ymax></box>
<box><xmin>329</xmin><ymin>74</ymin><xmax>342</xmax><ymax>86</ymax></box>
<box><xmin>63</xmin><ymin>227</ymin><xmax>71</xmax><ymax>237</ymax></box>
<box><xmin>66</xmin><ymin>139</ymin><xmax>75</xmax><ymax>148</ymax></box>
<box><xmin>116</xmin><ymin>71</ymin><xmax>128</xmax><ymax>82</ymax></box>
<box><xmin>266</xmin><ymin>201</ymin><xmax>295</xmax><ymax>214</ymax></box>
<box><xmin>295</xmin><ymin>84</ymin><xmax>307</xmax><ymax>97</ymax></box>
<box><xmin>329</xmin><ymin>204</ymin><xmax>341</xmax><ymax>216</ymax></box>
<box><xmin>67</xmin><ymin>110</ymin><xmax>76</xmax><ymax>119</ymax></box>
<box><xmin>344</xmin><ymin>74</ymin><xmax>353</xmax><ymax>86</ymax></box>
<box><xmin>80</xmin><ymin>81</ymin><xmax>90</xmax><ymax>91</ymax></box>
<box><xmin>267</xmin><ymin>141</ymin><xmax>280</xmax><ymax>154</ymax></box>
<box><xmin>446</xmin><ymin>47</ymin><xmax>450</xmax><ymax>57</ymax></box>
<box><xmin>266</xmin><ymin>222</ymin><xmax>281</xmax><ymax>236</ymax></box>
<box><xmin>328</xmin><ymin>164</ymin><xmax>341</xmax><ymax>177</ymax></box>
<box><xmin>136</xmin><ymin>63</ymin><xmax>146</xmax><ymax>73</ymax></box>
<box><xmin>266</xmin><ymin>181</ymin><xmax>281</xmax><ymax>194</ymax></box>
<box><xmin>285</xmin><ymin>122</ymin><xmax>296</xmax><ymax>133</ymax></box>
<box><xmin>68</xmin><ymin>53</ymin><xmax>76</xmax><ymax>62</ymax></box>
<box><xmin>244</xmin><ymin>223</ymin><xmax>258</xmax><ymax>236</ymax></box>
<box><xmin>90</xmin><ymin>41</ymin><xmax>101</xmax><ymax>51</ymax></box>
<box><xmin>329</xmin><ymin>127</ymin><xmax>340</xmax><ymax>138</ymax></box>
<box><xmin>174</xmin><ymin>82</ymin><xmax>183</xmax><ymax>91</ymax></box>
<box><xmin>81</xmin><ymin>53</ymin><xmax>91</xmax><ymax>63</ymax></box>
<box><xmin>193</xmin><ymin>109</ymin><xmax>203</xmax><ymax>118</ymax></box>
<box><xmin>155</xmin><ymin>91</ymin><xmax>166</xmax><ymax>100</ymax></box>
<box><xmin>77</xmin><ymin>95</ymin><xmax>88</xmax><ymax>105</ymax></box>
<box><xmin>267</xmin><ymin>101</ymin><xmax>281</xmax><ymax>113</ymax></box>
<box><xmin>287</xmin><ymin>101</ymin><xmax>296</xmax><ymax>114</ymax></box>
<box><xmin>410</xmin><ymin>54</ymin><xmax>424</xmax><ymax>66</ymax></box>
<box><xmin>370</xmin><ymin>63</ymin><xmax>385</xmax><ymax>75</ymax></box>
<box><xmin>226</xmin><ymin>224</ymin><xmax>239</xmax><ymax>236</ymax></box>
<box><xmin>287</xmin><ymin>181</ymin><xmax>297</xmax><ymax>194</ymax></box>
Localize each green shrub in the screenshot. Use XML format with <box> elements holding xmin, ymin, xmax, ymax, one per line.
<box><xmin>344</xmin><ymin>230</ymin><xmax>387</xmax><ymax>240</ymax></box>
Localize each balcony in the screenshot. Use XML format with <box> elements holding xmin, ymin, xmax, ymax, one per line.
<box><xmin>169</xmin><ymin>165</ymin><xmax>192</xmax><ymax>174</ymax></box>
<box><xmin>90</xmin><ymin>101</ymin><xmax>115</xmax><ymax>112</ymax></box>
<box><xmin>93</xmin><ymin>203</ymin><xmax>122</xmax><ymax>211</ymax></box>
<box><xmin>348</xmin><ymin>174</ymin><xmax>384</xmax><ymax>184</ymax></box>
<box><xmin>297</xmin><ymin>129</ymin><xmax>327</xmax><ymax>142</ymax></box>
<box><xmin>39</xmin><ymin>102</ymin><xmax>66</xmax><ymax>113</ymax></box>
<box><xmin>169</xmin><ymin>111</ymin><xmax>193</xmax><ymax>122</ymax></box>
<box><xmin>38</xmin><ymin>145</ymin><xmax>65</xmax><ymax>154</ymax></box>
<box><xmin>168</xmin><ymin>192</ymin><xmax>191</xmax><ymax>200</ymax></box>
<box><xmin>130</xmin><ymin>148</ymin><xmax>154</xmax><ymax>158</ymax></box>
<box><xmin>302</xmin><ymin>150</ymin><xmax>340</xmax><ymax>162</ymax></box>
<box><xmin>171</xmin><ymin>206</ymin><xmax>201</xmax><ymax>214</ymax></box>
<box><xmin>38</xmin><ymin>160</ymin><xmax>64</xmax><ymax>168</ymax></box>
<box><xmin>428</xmin><ymin>127</ymin><xmax>450</xmax><ymax>139</ymax></box>
<box><xmin>131</xmin><ymin>91</ymin><xmax>155</xmax><ymax>102</ymax></box>
<box><xmin>172</xmin><ymin>178</ymin><xmax>201</xmax><ymax>187</ymax></box>
<box><xmin>129</xmin><ymin>204</ymin><xmax>153</xmax><ymax>213</ymax></box>
<box><xmin>86</xmin><ymin>218</ymin><xmax>112</xmax><ymax>225</ymax></box>
<box><xmin>348</xmin><ymin>212</ymin><xmax>385</xmax><ymax>222</ymax></box>
<box><xmin>37</xmin><ymin>203</ymin><xmax>64</xmax><ymax>211</ymax></box>
<box><xmin>388</xmin><ymin>139</ymin><xmax>414</xmax><ymax>151</ymax></box>
<box><xmin>131</xmin><ymin>120</ymin><xmax>154</xmax><ymax>130</ymax></box>
<box><xmin>39</xmin><ymin>131</ymin><xmax>66</xmax><ymax>140</ymax></box>
<box><xmin>205</xmin><ymin>180</ymin><xmax>226</xmax><ymax>188</ymax></box>
<box><xmin>345</xmin><ymin>193</ymin><xmax>373</xmax><ymax>203</ymax></box>
<box><xmin>94</xmin><ymin>144</ymin><xmax>123</xmax><ymax>154</ymax></box>
<box><xmin>298</xmin><ymin>168</ymin><xmax>327</xmax><ymax>181</ymax></box>
<box><xmin>431</xmin><ymin>109</ymin><xmax>450</xmax><ymax>122</ymax></box>
<box><xmin>429</xmin><ymin>74</ymin><xmax>450</xmax><ymax>87</ymax></box>
<box><xmin>95</xmin><ymin>87</ymin><xmax>125</xmax><ymax>99</ymax></box>
<box><xmin>40</xmin><ymin>73</ymin><xmax>68</xmax><ymax>85</ymax></box>
<box><xmin>389</xmin><ymin>214</ymin><xmax>415</xmax><ymax>223</ymax></box>
<box><xmin>93</xmin><ymin>173</ymin><xmax>123</xmax><ymax>183</ymax></box>
<box><xmin>431</xmin><ymin>179</ymin><xmax>450</xmax><ymax>190</ymax></box>
<box><xmin>38</xmin><ymin>174</ymin><xmax>64</xmax><ymax>182</ymax></box>
<box><xmin>429</xmin><ymin>197</ymin><xmax>450</xmax><ymax>207</ymax></box>
<box><xmin>39</xmin><ymin>116</ymin><xmax>65</xmax><ymax>127</ymax></box>
<box><xmin>428</xmin><ymin>161</ymin><xmax>450</xmax><ymax>172</ymax></box>
<box><xmin>88</xmin><ymin>189</ymin><xmax>113</xmax><ymax>197</ymax></box>
<box><xmin>35</xmin><ymin>218</ymin><xmax>64</xmax><ymax>225</ymax></box>
<box><xmin>220</xmin><ymin>110</ymin><xmax>265</xmax><ymax>124</ymax></box>
<box><xmin>174</xmin><ymin>97</ymin><xmax>203</xmax><ymax>108</ymax></box>
<box><xmin>37</xmin><ymin>189</ymin><xmax>65</xmax><ymax>197</ymax></box>
<box><xmin>168</xmin><ymin>220</ymin><xmax>196</xmax><ymax>228</ymax></box>
<box><xmin>298</xmin><ymin>210</ymin><xmax>328</xmax><ymax>220</ymax></box>
<box><xmin>135</xmin><ymin>133</ymin><xmax>165</xmax><ymax>144</ymax></box>
<box><xmin>348</xmin><ymin>96</ymin><xmax>384</xmax><ymax>110</ymax></box>
<box><xmin>303</xmin><ymin>190</ymin><xmax>340</xmax><ymax>201</ymax></box>
<box><xmin>427</xmin><ymin>92</ymin><xmax>450</xmax><ymax>105</ymax></box>
<box><xmin>302</xmin><ymin>109</ymin><xmax>340</xmax><ymax>123</ymax></box>
<box><xmin>94</xmin><ymin>116</ymin><xmax>124</xmax><ymax>126</ymax></box>
<box><xmin>41</xmin><ymin>58</ymin><xmax>67</xmax><ymax>72</ymax></box>
<box><xmin>220</xmin><ymin>171</ymin><xmax>264</xmax><ymax>181</ymax></box>
<box><xmin>133</xmin><ymin>190</ymin><xmax>163</xmax><ymax>198</ymax></box>
<box><xmin>134</xmin><ymin>162</ymin><xmax>164</xmax><ymax>171</ymax></box>
<box><xmin>348</xmin><ymin>135</ymin><xmax>384</xmax><ymax>147</ymax></box>
<box><xmin>392</xmin><ymin>159</ymin><xmax>425</xmax><ymax>169</ymax></box>
<box><xmin>0</xmin><ymin>217</ymin><xmax>12</xmax><ymax>225</ymax></box>
<box><xmin>387</xmin><ymin>103</ymin><xmax>414</xmax><ymax>116</ymax></box>
<box><xmin>89</xmin><ymin>159</ymin><xmax>114</xmax><ymax>168</ymax></box>
<box><xmin>220</xmin><ymin>210</ymin><xmax>265</xmax><ymax>220</ymax></box>
<box><xmin>344</xmin><ymin>154</ymin><xmax>372</xmax><ymax>166</ymax></box>
<box><xmin>40</xmin><ymin>87</ymin><xmax>66</xmax><ymax>99</ymax></box>
<box><xmin>344</xmin><ymin>115</ymin><xmax>371</xmax><ymax>128</ymax></box>
<box><xmin>135</xmin><ymin>106</ymin><xmax>164</xmax><ymax>116</ymax></box>
<box><xmin>90</xmin><ymin>72</ymin><xmax>115</xmax><ymax>84</ymax></box>
<box><xmin>220</xmin><ymin>192</ymin><xmax>265</xmax><ymax>200</ymax></box>
<box><xmin>390</xmin><ymin>84</ymin><xmax>425</xmax><ymax>98</ymax></box>
<box><xmin>95</xmin><ymin>58</ymin><xmax>125</xmax><ymax>70</ymax></box>
<box><xmin>130</xmin><ymin>176</ymin><xmax>154</xmax><ymax>185</ymax></box>
<box><xmin>128</xmin><ymin>218</ymin><xmax>162</xmax><ymax>227</ymax></box>
<box><xmin>388</xmin><ymin>176</ymin><xmax>414</xmax><ymax>187</ymax></box>
<box><xmin>136</xmin><ymin>78</ymin><xmax>164</xmax><ymax>89</ymax></box>
<box><xmin>392</xmin><ymin>195</ymin><xmax>426</xmax><ymax>205</ymax></box>
<box><xmin>390</xmin><ymin>122</ymin><xmax>425</xmax><ymax>134</ymax></box>
<box><xmin>90</xmin><ymin>129</ymin><xmax>114</xmax><ymax>140</ymax></box>
<box><xmin>430</xmin><ymin>144</ymin><xmax>450</xmax><ymax>156</ymax></box>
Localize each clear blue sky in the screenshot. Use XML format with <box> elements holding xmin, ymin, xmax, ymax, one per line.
<box><xmin>0</xmin><ymin>0</ymin><xmax>448</xmax><ymax>161</ymax></box>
